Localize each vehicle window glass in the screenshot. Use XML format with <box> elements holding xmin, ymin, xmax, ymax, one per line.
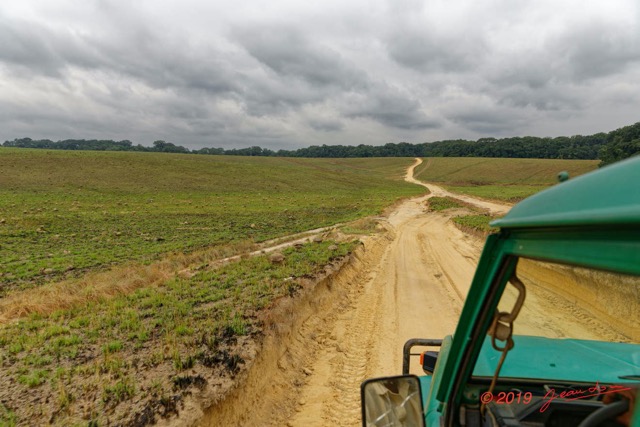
<box><xmin>473</xmin><ymin>258</ymin><xmax>640</xmax><ymax>381</ymax></box>
<box><xmin>501</xmin><ymin>259</ymin><xmax>639</xmax><ymax>342</ymax></box>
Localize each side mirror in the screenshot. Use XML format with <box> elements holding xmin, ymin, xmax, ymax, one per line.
<box><xmin>361</xmin><ymin>375</ymin><xmax>425</xmax><ymax>427</ymax></box>
<box><xmin>421</xmin><ymin>351</ymin><xmax>439</xmax><ymax>375</ymax></box>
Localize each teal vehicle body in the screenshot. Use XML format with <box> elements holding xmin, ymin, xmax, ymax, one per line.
<box><xmin>362</xmin><ymin>156</ymin><xmax>640</xmax><ymax>427</ymax></box>
<box><xmin>473</xmin><ymin>336</ymin><xmax>640</xmax><ymax>385</ymax></box>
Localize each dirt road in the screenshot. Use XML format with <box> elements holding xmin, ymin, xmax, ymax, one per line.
<box><xmin>203</xmin><ymin>158</ymin><xmax>625</xmax><ymax>427</ymax></box>
<box><xmin>281</xmin><ymin>159</ymin><xmax>504</xmax><ymax>426</ymax></box>
<box><xmin>406</xmin><ymin>158</ymin><xmax>511</xmax><ymax>215</ymax></box>
<box><xmin>199</xmin><ymin>158</ymin><xmax>500</xmax><ymax>426</ymax></box>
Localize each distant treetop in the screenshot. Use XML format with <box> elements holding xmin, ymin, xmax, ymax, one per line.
<box><xmin>4</xmin><ymin>121</ymin><xmax>640</xmax><ymax>165</ymax></box>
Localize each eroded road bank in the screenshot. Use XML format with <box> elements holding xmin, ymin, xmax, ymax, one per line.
<box><xmin>199</xmin><ymin>159</ymin><xmax>503</xmax><ymax>426</ymax></box>
<box><xmin>201</xmin><ymin>158</ymin><xmax>624</xmax><ymax>427</ymax></box>
<box><xmin>282</xmin><ymin>160</ymin><xmax>498</xmax><ymax>427</ymax></box>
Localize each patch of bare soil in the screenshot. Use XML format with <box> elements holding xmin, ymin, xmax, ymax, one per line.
<box><xmin>198</xmin><ymin>158</ymin><xmax>632</xmax><ymax>427</ymax></box>
<box><xmin>11</xmin><ymin>158</ymin><xmax>624</xmax><ymax>426</ymax></box>
<box><xmin>192</xmin><ymin>161</ymin><xmax>486</xmax><ymax>426</ymax></box>
<box><xmin>0</xmin><ymin>318</ymin><xmax>256</xmax><ymax>427</ymax></box>
<box><xmin>196</xmin><ymin>236</ymin><xmax>387</xmax><ymax>427</ymax></box>
<box><xmin>194</xmin><ymin>205</ymin><xmax>479</xmax><ymax>427</ymax></box>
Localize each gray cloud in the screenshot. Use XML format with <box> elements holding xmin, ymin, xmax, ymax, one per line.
<box><xmin>0</xmin><ymin>14</ymin><xmax>101</xmax><ymax>77</ymax></box>
<box><xmin>234</xmin><ymin>25</ymin><xmax>366</xmax><ymax>90</ymax></box>
<box><xmin>308</xmin><ymin>118</ymin><xmax>344</xmax><ymax>132</ymax></box>
<box><xmin>230</xmin><ymin>23</ymin><xmax>369</xmax><ymax>118</ymax></box>
<box><xmin>384</xmin><ymin>27</ymin><xmax>482</xmax><ymax>73</ymax></box>
<box><xmin>449</xmin><ymin>108</ymin><xmax>531</xmax><ymax>135</ymax></box>
<box><xmin>0</xmin><ymin>0</ymin><xmax>639</xmax><ymax>148</ymax></box>
<box><xmin>230</xmin><ymin>22</ymin><xmax>441</xmax><ymax>132</ymax></box>
<box><xmin>342</xmin><ymin>84</ymin><xmax>441</xmax><ymax>130</ymax></box>
<box><xmin>561</xmin><ymin>24</ymin><xmax>640</xmax><ymax>82</ymax></box>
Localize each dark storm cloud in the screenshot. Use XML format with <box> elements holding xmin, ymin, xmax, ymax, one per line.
<box><xmin>87</xmin><ymin>34</ymin><xmax>242</xmax><ymax>98</ymax></box>
<box><xmin>4</xmin><ymin>99</ymin><xmax>136</xmax><ymax>142</ymax></box>
<box><xmin>230</xmin><ymin>23</ymin><xmax>368</xmax><ymax>117</ymax></box>
<box><xmin>385</xmin><ymin>29</ymin><xmax>480</xmax><ymax>73</ymax></box>
<box><xmin>448</xmin><ymin>108</ymin><xmax>529</xmax><ymax>135</ymax></box>
<box><xmin>1</xmin><ymin>1</ymin><xmax>639</xmax><ymax>148</ymax></box>
<box><xmin>308</xmin><ymin>118</ymin><xmax>344</xmax><ymax>132</ymax></box>
<box><xmin>560</xmin><ymin>23</ymin><xmax>640</xmax><ymax>82</ymax></box>
<box><xmin>0</xmin><ymin>10</ymin><xmax>242</xmax><ymax>99</ymax></box>
<box><xmin>238</xmin><ymin>75</ymin><xmax>326</xmax><ymax>117</ymax></box>
<box><xmin>231</xmin><ymin>22</ymin><xmax>438</xmax><ymax>131</ymax></box>
<box><xmin>0</xmin><ymin>13</ymin><xmax>101</xmax><ymax>77</ymax></box>
<box><xmin>487</xmin><ymin>19</ymin><xmax>640</xmax><ymax>88</ymax></box>
<box><xmin>342</xmin><ymin>84</ymin><xmax>441</xmax><ymax>130</ymax></box>
<box><xmin>234</xmin><ymin>25</ymin><xmax>367</xmax><ymax>90</ymax></box>
<box><xmin>497</xmin><ymin>86</ymin><xmax>581</xmax><ymax>112</ymax></box>
<box><xmin>472</xmin><ymin>15</ymin><xmax>640</xmax><ymax>127</ymax></box>
<box><xmin>381</xmin><ymin>0</ymin><xmax>487</xmax><ymax>74</ymax></box>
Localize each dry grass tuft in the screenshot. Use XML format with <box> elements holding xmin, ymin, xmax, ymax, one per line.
<box><xmin>0</xmin><ymin>240</ymin><xmax>259</xmax><ymax>324</ymax></box>
<box><xmin>0</xmin><ymin>265</ymin><xmax>165</xmax><ymax>322</ymax></box>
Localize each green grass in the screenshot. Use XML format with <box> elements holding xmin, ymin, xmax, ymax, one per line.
<box><xmin>0</xmin><ymin>149</ymin><xmax>422</xmax><ymax>424</ymax></box>
<box><xmin>427</xmin><ymin>197</ymin><xmax>464</xmax><ymax>211</ymax></box>
<box><xmin>444</xmin><ymin>184</ymin><xmax>550</xmax><ymax>202</ymax></box>
<box><xmin>102</xmin><ymin>341</ymin><xmax>123</xmax><ymax>355</ymax></box>
<box><xmin>415</xmin><ymin>157</ymin><xmax>598</xmax><ymax>201</ymax></box>
<box><xmin>102</xmin><ymin>377</ymin><xmax>135</xmax><ymax>405</ymax></box>
<box><xmin>0</xmin><ymin>402</ymin><xmax>17</xmax><ymax>426</ymax></box>
<box><xmin>0</xmin><ymin>149</ymin><xmax>423</xmax><ymax>292</ymax></box>
<box><xmin>452</xmin><ymin>215</ymin><xmax>497</xmax><ymax>234</ymax></box>
<box><xmin>18</xmin><ymin>369</ymin><xmax>49</xmax><ymax>388</ymax></box>
<box><xmin>0</xmin><ymin>240</ymin><xmax>358</xmax><ymax>425</ymax></box>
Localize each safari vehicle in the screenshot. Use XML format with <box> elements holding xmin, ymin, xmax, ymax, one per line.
<box><xmin>361</xmin><ymin>156</ymin><xmax>640</xmax><ymax>427</ymax></box>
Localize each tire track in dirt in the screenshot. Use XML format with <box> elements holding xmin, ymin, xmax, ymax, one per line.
<box><xmin>284</xmin><ymin>160</ymin><xmax>489</xmax><ymax>426</ymax></box>
<box><xmin>201</xmin><ymin>159</ymin><xmax>506</xmax><ymax>427</ymax></box>
<box><xmin>406</xmin><ymin>158</ymin><xmax>511</xmax><ymax>216</ymax></box>
<box><xmin>205</xmin><ymin>158</ymin><xmax>627</xmax><ymax>427</ymax></box>
<box><xmin>284</xmin><ymin>238</ymin><xmax>393</xmax><ymax>426</ymax></box>
<box><xmin>264</xmin><ymin>158</ymin><xmax>629</xmax><ymax>427</ymax></box>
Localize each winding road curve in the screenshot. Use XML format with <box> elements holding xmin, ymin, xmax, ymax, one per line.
<box><xmin>207</xmin><ymin>158</ymin><xmax>620</xmax><ymax>427</ymax></box>
<box><xmin>283</xmin><ymin>159</ymin><xmax>503</xmax><ymax>426</ymax></box>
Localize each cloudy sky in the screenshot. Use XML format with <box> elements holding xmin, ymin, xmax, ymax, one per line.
<box><xmin>1</xmin><ymin>0</ymin><xmax>639</xmax><ymax>150</ymax></box>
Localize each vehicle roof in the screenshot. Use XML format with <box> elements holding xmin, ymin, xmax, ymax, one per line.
<box><xmin>491</xmin><ymin>156</ymin><xmax>640</xmax><ymax>229</ymax></box>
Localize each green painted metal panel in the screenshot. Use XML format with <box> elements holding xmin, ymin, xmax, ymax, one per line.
<box><xmin>473</xmin><ymin>335</ymin><xmax>640</xmax><ymax>384</ymax></box>
<box><xmin>428</xmin><ymin>156</ymin><xmax>640</xmax><ymax>425</ymax></box>
<box><xmin>419</xmin><ymin>375</ymin><xmax>433</xmax><ymax>426</ymax></box>
<box><xmin>435</xmin><ymin>236</ymin><xmax>516</xmax><ymax>403</ymax></box>
<box><xmin>433</xmin><ymin>229</ymin><xmax>640</xmax><ymax>416</ymax></box>
<box><xmin>501</xmin><ymin>227</ymin><xmax>640</xmax><ymax>275</ymax></box>
<box><xmin>492</xmin><ymin>156</ymin><xmax>640</xmax><ymax>229</ymax></box>
<box><xmin>424</xmin><ymin>335</ymin><xmax>452</xmax><ymax>426</ymax></box>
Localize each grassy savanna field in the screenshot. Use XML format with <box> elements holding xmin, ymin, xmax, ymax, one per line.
<box><xmin>0</xmin><ymin>149</ymin><xmax>422</xmax><ymax>291</ymax></box>
<box><xmin>0</xmin><ymin>149</ymin><xmax>424</xmax><ymax>425</ymax></box>
<box><xmin>0</xmin><ymin>151</ymin><xmax>603</xmax><ymax>425</ymax></box>
<box><xmin>418</xmin><ymin>157</ymin><xmax>599</xmax><ymax>235</ymax></box>
<box><xmin>414</xmin><ymin>157</ymin><xmax>598</xmax><ymax>202</ymax></box>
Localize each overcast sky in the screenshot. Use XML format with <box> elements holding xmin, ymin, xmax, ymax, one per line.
<box><xmin>1</xmin><ymin>0</ymin><xmax>639</xmax><ymax>150</ymax></box>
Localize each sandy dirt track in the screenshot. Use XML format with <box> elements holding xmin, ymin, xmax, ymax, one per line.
<box><xmin>202</xmin><ymin>158</ymin><xmax>628</xmax><ymax>427</ymax></box>
<box><xmin>407</xmin><ymin>158</ymin><xmax>511</xmax><ymax>216</ymax></box>
<box><xmin>199</xmin><ymin>158</ymin><xmax>493</xmax><ymax>427</ymax></box>
<box><xmin>281</xmin><ymin>159</ymin><xmax>500</xmax><ymax>426</ymax></box>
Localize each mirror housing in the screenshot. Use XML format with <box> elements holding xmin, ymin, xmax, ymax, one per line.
<box><xmin>361</xmin><ymin>375</ymin><xmax>425</xmax><ymax>427</ymax></box>
<box><xmin>421</xmin><ymin>351</ymin><xmax>439</xmax><ymax>375</ymax></box>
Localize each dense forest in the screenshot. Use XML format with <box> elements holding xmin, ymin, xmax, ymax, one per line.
<box><xmin>4</xmin><ymin>122</ymin><xmax>640</xmax><ymax>165</ymax></box>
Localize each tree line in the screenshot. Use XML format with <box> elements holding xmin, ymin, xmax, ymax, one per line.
<box><xmin>1</xmin><ymin>139</ymin><xmax>190</xmax><ymax>153</ymax></box>
<box><xmin>4</xmin><ymin>122</ymin><xmax>639</xmax><ymax>165</ymax></box>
